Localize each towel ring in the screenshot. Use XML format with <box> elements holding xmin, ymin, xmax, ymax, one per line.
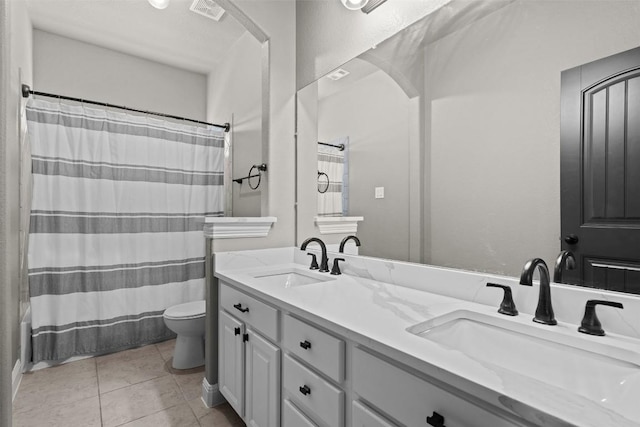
<box><xmin>317</xmin><ymin>171</ymin><xmax>329</xmax><ymax>194</ymax></box>
<box><xmin>248</xmin><ymin>163</ymin><xmax>267</xmax><ymax>190</ymax></box>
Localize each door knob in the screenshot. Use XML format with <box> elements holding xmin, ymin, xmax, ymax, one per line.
<box><xmin>564</xmin><ymin>234</ymin><xmax>579</xmax><ymax>245</ymax></box>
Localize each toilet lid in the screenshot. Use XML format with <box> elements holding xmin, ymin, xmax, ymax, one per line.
<box><xmin>164</xmin><ymin>300</ymin><xmax>206</xmax><ymax>320</ymax></box>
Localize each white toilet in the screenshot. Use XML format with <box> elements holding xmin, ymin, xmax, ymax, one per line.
<box><xmin>163</xmin><ymin>300</ymin><xmax>206</xmax><ymax>370</ymax></box>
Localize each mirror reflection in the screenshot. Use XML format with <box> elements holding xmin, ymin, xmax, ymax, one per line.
<box><xmin>315</xmin><ymin>58</ymin><xmax>416</xmax><ymax>261</ymax></box>
<box><xmin>297</xmin><ymin>0</ymin><xmax>640</xmax><ymax>291</ymax></box>
<box><xmin>24</xmin><ymin>0</ymin><xmax>264</xmax><ymax>217</ymax></box>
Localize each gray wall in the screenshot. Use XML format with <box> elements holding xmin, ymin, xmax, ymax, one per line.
<box><xmin>295</xmin><ymin>0</ymin><xmax>640</xmax><ymax>278</ymax></box>
<box><xmin>33</xmin><ymin>30</ymin><xmax>207</xmax><ymax>121</ymax></box>
<box><xmin>2</xmin><ymin>0</ymin><xmax>33</xmax><ymax>418</ymax></box>
<box><xmin>209</xmin><ymin>0</ymin><xmax>297</xmax><ymax>253</ymax></box>
<box><xmin>296</xmin><ymin>0</ymin><xmax>451</xmax><ymax>89</ymax></box>
<box><xmin>1</xmin><ymin>0</ymin><xmax>11</xmax><ymax>422</ymax></box>
<box><xmin>207</xmin><ymin>31</ymin><xmax>262</xmax><ymax>217</ymax></box>
<box><xmin>317</xmin><ymin>70</ymin><xmax>412</xmax><ymax>260</ymax></box>
<box><xmin>425</xmin><ymin>0</ymin><xmax>640</xmax><ymax>277</ymax></box>
<box><xmin>296</xmin><ymin>82</ymin><xmax>322</xmax><ymax>243</ymax></box>
<box><xmin>7</xmin><ymin>0</ymin><xmax>32</xmax><ymax>374</ymax></box>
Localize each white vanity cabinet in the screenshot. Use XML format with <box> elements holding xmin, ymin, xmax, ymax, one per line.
<box><xmin>352</xmin><ymin>401</ymin><xmax>397</xmax><ymax>427</ymax></box>
<box><xmin>245</xmin><ymin>329</ymin><xmax>281</xmax><ymax>427</ymax></box>
<box><xmin>218</xmin><ymin>284</ymin><xmax>281</xmax><ymax>427</ymax></box>
<box><xmin>218</xmin><ymin>282</ymin><xmax>525</xmax><ymax>427</ymax></box>
<box><xmin>282</xmin><ymin>314</ymin><xmax>347</xmax><ymax>427</ymax></box>
<box><xmin>353</xmin><ymin>347</ymin><xmax>519</xmax><ymax>427</ymax></box>
<box><xmin>219</xmin><ymin>310</ymin><xmax>246</xmax><ymax>416</ymax></box>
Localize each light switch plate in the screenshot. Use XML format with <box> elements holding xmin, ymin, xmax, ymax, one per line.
<box><xmin>375</xmin><ymin>187</ymin><xmax>384</xmax><ymax>199</ymax></box>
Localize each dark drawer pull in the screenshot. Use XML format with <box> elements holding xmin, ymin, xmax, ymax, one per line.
<box><xmin>299</xmin><ymin>385</ymin><xmax>311</xmax><ymax>396</ymax></box>
<box><xmin>233</xmin><ymin>303</ymin><xmax>249</xmax><ymax>313</ymax></box>
<box><xmin>234</xmin><ymin>327</ymin><xmax>240</xmax><ymax>336</ymax></box>
<box><xmin>427</xmin><ymin>411</ymin><xmax>446</xmax><ymax>427</ymax></box>
<box><xmin>299</xmin><ymin>340</ymin><xmax>311</xmax><ymax>350</ymax></box>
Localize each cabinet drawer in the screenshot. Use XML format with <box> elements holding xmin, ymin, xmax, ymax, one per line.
<box><xmin>283</xmin><ymin>399</ymin><xmax>318</xmax><ymax>427</ymax></box>
<box><xmin>353</xmin><ymin>348</ymin><xmax>518</xmax><ymax>427</ymax></box>
<box><xmin>283</xmin><ymin>314</ymin><xmax>345</xmax><ymax>382</ymax></box>
<box><xmin>283</xmin><ymin>354</ymin><xmax>344</xmax><ymax>427</ymax></box>
<box><xmin>220</xmin><ymin>283</ymin><xmax>278</xmax><ymax>341</ymax></box>
<box><xmin>352</xmin><ymin>401</ymin><xmax>397</xmax><ymax>427</ymax></box>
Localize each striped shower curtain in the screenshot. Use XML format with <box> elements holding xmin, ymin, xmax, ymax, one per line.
<box><xmin>26</xmin><ymin>98</ymin><xmax>225</xmax><ymax>362</ymax></box>
<box><xmin>317</xmin><ymin>136</ymin><xmax>348</xmax><ymax>217</ymax></box>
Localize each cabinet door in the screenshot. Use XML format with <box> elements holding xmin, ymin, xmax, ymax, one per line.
<box><xmin>283</xmin><ymin>399</ymin><xmax>318</xmax><ymax>427</ymax></box>
<box><xmin>352</xmin><ymin>401</ymin><xmax>398</xmax><ymax>427</ymax></box>
<box><xmin>245</xmin><ymin>328</ymin><xmax>281</xmax><ymax>427</ymax></box>
<box><xmin>353</xmin><ymin>348</ymin><xmax>520</xmax><ymax>427</ymax></box>
<box><xmin>219</xmin><ymin>310</ymin><xmax>245</xmax><ymax>417</ymax></box>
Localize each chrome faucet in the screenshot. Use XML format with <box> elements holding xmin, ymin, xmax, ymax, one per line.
<box><xmin>339</xmin><ymin>235</ymin><xmax>361</xmax><ymax>253</ymax></box>
<box><xmin>519</xmin><ymin>258</ymin><xmax>557</xmax><ymax>325</ymax></box>
<box><xmin>301</xmin><ymin>237</ymin><xmax>329</xmax><ymax>272</ymax></box>
<box><xmin>553</xmin><ymin>250</ymin><xmax>575</xmax><ymax>284</ymax></box>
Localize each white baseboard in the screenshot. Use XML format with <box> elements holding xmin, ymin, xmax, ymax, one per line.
<box><xmin>12</xmin><ymin>359</ymin><xmax>22</xmax><ymax>402</ymax></box>
<box><xmin>201</xmin><ymin>378</ymin><xmax>225</xmax><ymax>408</ymax></box>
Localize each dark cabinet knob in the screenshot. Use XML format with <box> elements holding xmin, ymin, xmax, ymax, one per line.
<box><xmin>427</xmin><ymin>411</ymin><xmax>446</xmax><ymax>427</ymax></box>
<box><xmin>233</xmin><ymin>303</ymin><xmax>249</xmax><ymax>313</ymax></box>
<box><xmin>486</xmin><ymin>283</ymin><xmax>518</xmax><ymax>316</ymax></box>
<box><xmin>299</xmin><ymin>385</ymin><xmax>311</xmax><ymax>396</ymax></box>
<box><xmin>299</xmin><ymin>340</ymin><xmax>312</xmax><ymax>350</ymax></box>
<box><xmin>578</xmin><ymin>299</ymin><xmax>623</xmax><ymax>336</ymax></box>
<box><xmin>234</xmin><ymin>327</ymin><xmax>240</xmax><ymax>336</ymax></box>
<box><xmin>564</xmin><ymin>234</ymin><xmax>579</xmax><ymax>245</ymax></box>
<box><xmin>242</xmin><ymin>333</ymin><xmax>249</xmax><ymax>342</ymax></box>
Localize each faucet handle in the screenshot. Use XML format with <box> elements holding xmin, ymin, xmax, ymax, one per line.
<box><xmin>486</xmin><ymin>283</ymin><xmax>518</xmax><ymax>316</ymax></box>
<box><xmin>330</xmin><ymin>258</ymin><xmax>345</xmax><ymax>275</ymax></box>
<box><xmin>306</xmin><ymin>253</ymin><xmax>319</xmax><ymax>270</ymax></box>
<box><xmin>578</xmin><ymin>300</ymin><xmax>624</xmax><ymax>336</ymax></box>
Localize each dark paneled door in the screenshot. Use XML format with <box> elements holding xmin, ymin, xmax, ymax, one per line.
<box><xmin>561</xmin><ymin>46</ymin><xmax>640</xmax><ymax>293</ymax></box>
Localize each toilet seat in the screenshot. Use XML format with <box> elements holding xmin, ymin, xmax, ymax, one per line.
<box><xmin>163</xmin><ymin>300</ymin><xmax>205</xmax><ymax>320</ymax></box>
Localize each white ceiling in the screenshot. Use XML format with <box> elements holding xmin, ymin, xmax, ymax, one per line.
<box><xmin>25</xmin><ymin>0</ymin><xmax>249</xmax><ymax>74</ymax></box>
<box><xmin>318</xmin><ymin>58</ymin><xmax>380</xmax><ymax>101</ymax></box>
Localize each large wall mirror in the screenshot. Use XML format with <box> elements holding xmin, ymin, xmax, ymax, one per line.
<box><xmin>298</xmin><ymin>57</ymin><xmax>420</xmax><ymax>261</ymax></box>
<box><xmin>24</xmin><ymin>0</ymin><xmax>267</xmax><ymax>217</ymax></box>
<box><xmin>296</xmin><ymin>0</ymin><xmax>640</xmax><ymax>292</ymax></box>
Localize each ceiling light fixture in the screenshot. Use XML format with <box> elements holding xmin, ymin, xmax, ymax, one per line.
<box><xmin>148</xmin><ymin>0</ymin><xmax>170</xmax><ymax>10</ymax></box>
<box><xmin>361</xmin><ymin>0</ymin><xmax>388</xmax><ymax>14</ymax></box>
<box><xmin>340</xmin><ymin>0</ymin><xmax>369</xmax><ymax>11</ymax></box>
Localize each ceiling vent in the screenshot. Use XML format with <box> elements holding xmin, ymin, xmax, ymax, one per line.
<box><xmin>326</xmin><ymin>69</ymin><xmax>350</xmax><ymax>81</ymax></box>
<box><xmin>189</xmin><ymin>0</ymin><xmax>226</xmax><ymax>21</ymax></box>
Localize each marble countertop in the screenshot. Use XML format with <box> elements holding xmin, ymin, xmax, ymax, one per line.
<box><xmin>213</xmin><ymin>248</ymin><xmax>640</xmax><ymax>427</ymax></box>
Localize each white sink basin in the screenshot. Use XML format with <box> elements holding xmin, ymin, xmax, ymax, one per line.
<box><xmin>408</xmin><ymin>310</ymin><xmax>640</xmax><ymax>421</ymax></box>
<box><xmin>252</xmin><ymin>268</ymin><xmax>334</xmax><ymax>288</ymax></box>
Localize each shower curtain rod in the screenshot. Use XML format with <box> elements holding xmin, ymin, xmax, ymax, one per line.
<box><xmin>21</xmin><ymin>84</ymin><xmax>231</xmax><ymax>132</ymax></box>
<box><xmin>318</xmin><ymin>141</ymin><xmax>345</xmax><ymax>151</ymax></box>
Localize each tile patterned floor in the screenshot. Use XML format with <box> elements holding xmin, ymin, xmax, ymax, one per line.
<box><xmin>12</xmin><ymin>339</ymin><xmax>245</xmax><ymax>427</ymax></box>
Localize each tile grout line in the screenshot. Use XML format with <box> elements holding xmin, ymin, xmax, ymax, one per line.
<box><xmin>156</xmin><ymin>341</ymin><xmax>204</xmax><ymax>425</ymax></box>
<box><xmin>95</xmin><ymin>358</ymin><xmax>105</xmax><ymax>427</ymax></box>
<box><xmin>112</xmin><ymin>402</ymin><xmax>186</xmax><ymax>427</ymax></box>
<box><xmin>95</xmin><ymin>344</ymin><xmax>172</xmax><ymax>396</ymax></box>
<box><xmin>102</xmin><ymin>366</ymin><xmax>185</xmax><ymax>426</ymax></box>
<box><xmin>184</xmin><ymin>385</ymin><xmax>204</xmax><ymax>427</ymax></box>
<box><xmin>100</xmin><ymin>343</ymin><xmax>177</xmax><ymax>427</ymax></box>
